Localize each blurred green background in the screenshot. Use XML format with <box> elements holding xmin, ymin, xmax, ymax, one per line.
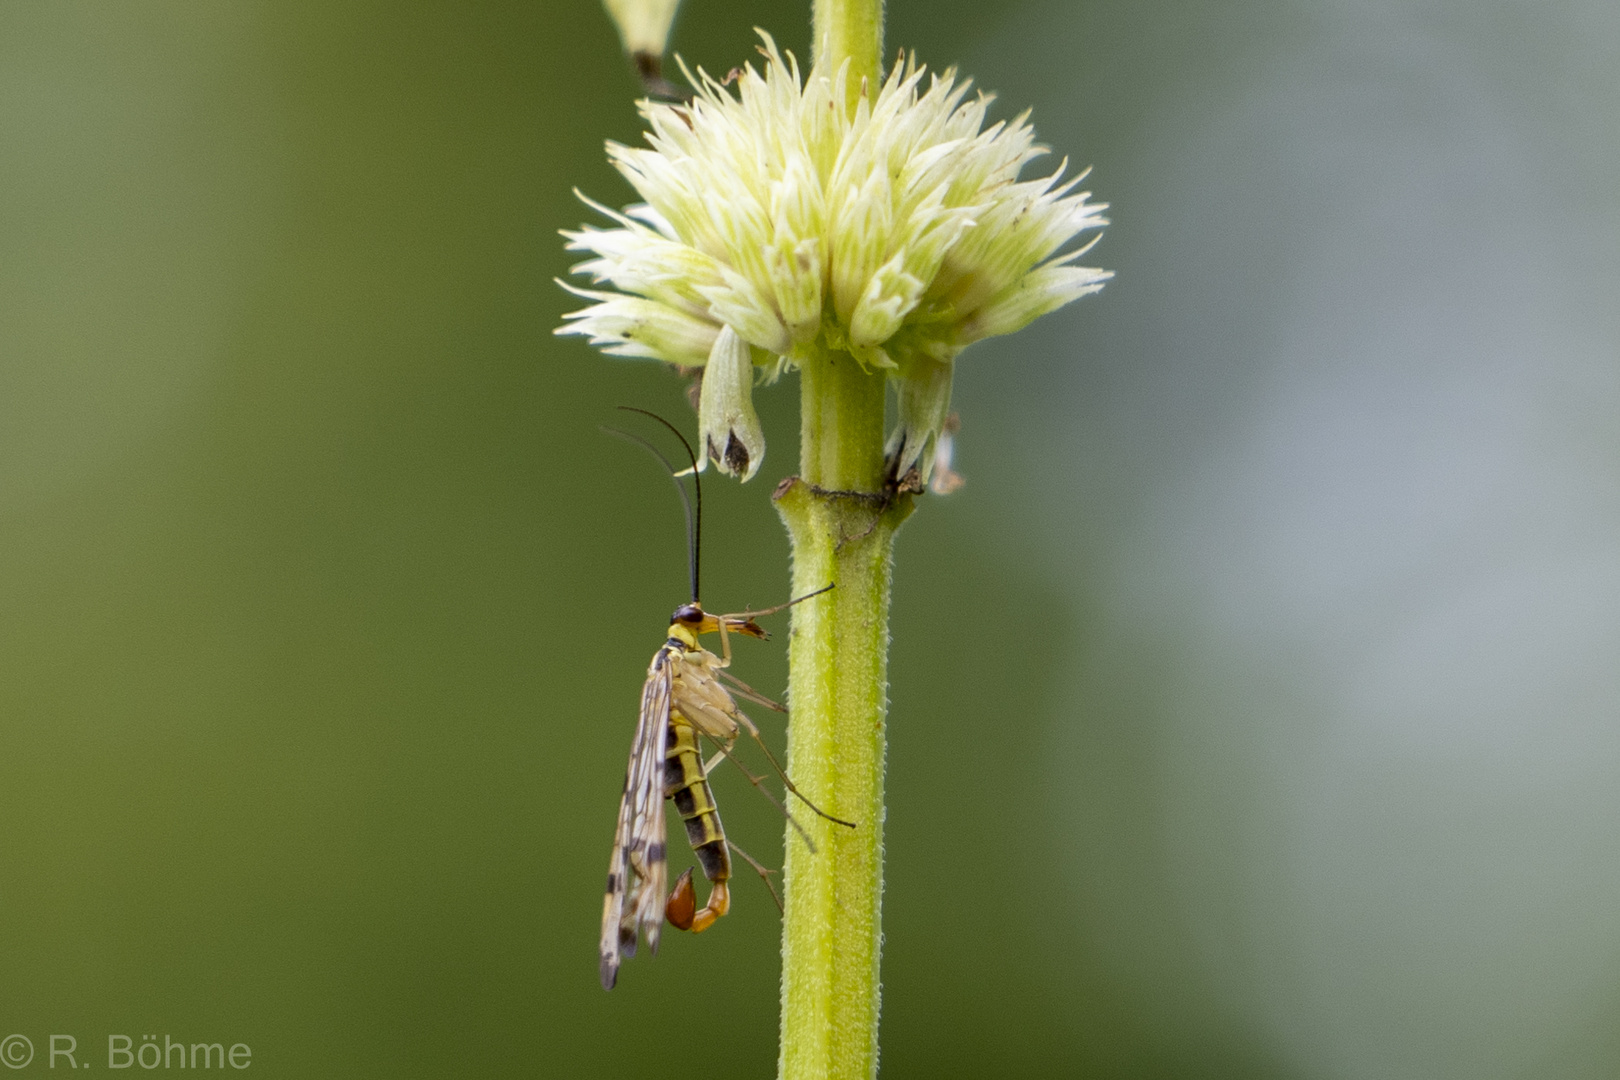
<box><xmin>3</xmin><ymin>1</ymin><xmax>1618</xmax><ymax>1077</ymax></box>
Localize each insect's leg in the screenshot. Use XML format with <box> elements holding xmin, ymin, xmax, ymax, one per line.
<box><xmin>717</xmin><ymin>669</ymin><xmax>786</xmax><ymax>712</ymax></box>
<box><xmin>701</xmin><ymin>738</ymin><xmax>735</xmax><ymax>778</ymax></box>
<box><xmin>726</xmin><ymin>839</ymin><xmax>783</xmax><ymax>913</ymax></box>
<box><xmin>738</xmin><ymin>726</ymin><xmax>858</xmax><ymax>829</ymax></box>
<box><xmin>725</xmin><ymin>582</ymin><xmax>836</xmax><ymax>620</ymax></box>
<box><xmin>715</xmin><ymin>616</ymin><xmax>733</xmax><ymax>669</ymax></box>
<box><xmin>729</xmin><ymin>706</ymin><xmax>761</xmax><ymax>739</ymax></box>
<box><xmin>702</xmin><ymin>735</ymin><xmax>819</xmax><ymax>852</ymax></box>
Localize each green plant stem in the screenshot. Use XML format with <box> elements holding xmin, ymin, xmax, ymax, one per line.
<box><xmin>776</xmin><ymin>8</ymin><xmax>890</xmax><ymax>1078</ymax></box>
<box><xmin>775</xmin><ymin>343</ymin><xmax>908</xmax><ymax>1080</ymax></box>
<box><xmin>812</xmin><ymin>0</ymin><xmax>884</xmax><ymax>108</ymax></box>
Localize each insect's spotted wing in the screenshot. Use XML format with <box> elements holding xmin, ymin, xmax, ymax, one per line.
<box><xmin>599</xmin><ymin>644</ymin><xmax>674</xmax><ymax>989</ymax></box>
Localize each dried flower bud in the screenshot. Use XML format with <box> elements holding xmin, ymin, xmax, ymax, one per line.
<box><xmin>697</xmin><ymin>325</ymin><xmax>765</xmax><ymax>481</ymax></box>
<box><xmin>884</xmin><ymin>355</ymin><xmax>955</xmax><ymax>488</ymax></box>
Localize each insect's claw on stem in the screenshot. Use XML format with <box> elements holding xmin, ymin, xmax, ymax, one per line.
<box><xmin>804</xmin><ymin>800</ymin><xmax>858</xmax><ymax>830</ymax></box>
<box><xmin>733</xmin><ymin>722</ymin><xmax>858</xmax><ymax>830</ymax></box>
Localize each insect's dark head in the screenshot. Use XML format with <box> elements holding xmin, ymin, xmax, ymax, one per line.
<box><xmin>668</xmin><ymin>602</ymin><xmax>769</xmax><ymax>641</ymax></box>
<box><xmin>667</xmin><ymin>603</ymin><xmax>713</xmax><ymax>647</ymax></box>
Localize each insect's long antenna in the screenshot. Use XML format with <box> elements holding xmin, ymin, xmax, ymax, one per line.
<box><xmin>614</xmin><ymin>406</ymin><xmax>702</xmax><ymax>603</ymax></box>
<box><xmin>600</xmin><ymin>424</ymin><xmax>696</xmax><ymax>600</ymax></box>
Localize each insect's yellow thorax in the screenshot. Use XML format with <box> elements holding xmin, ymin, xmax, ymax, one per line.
<box><xmin>668</xmin><ymin>621</ymin><xmax>699</xmax><ymax>649</ymax></box>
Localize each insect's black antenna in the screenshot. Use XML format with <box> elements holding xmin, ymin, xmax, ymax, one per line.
<box><xmin>599</xmin><ymin>425</ymin><xmax>696</xmax><ymax>601</ymax></box>
<box><xmin>612</xmin><ymin>406</ymin><xmax>702</xmax><ymax>603</ymax></box>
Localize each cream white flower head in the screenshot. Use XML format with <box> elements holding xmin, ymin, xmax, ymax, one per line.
<box><xmin>559</xmin><ymin>31</ymin><xmax>1109</xmax><ymax>484</ymax></box>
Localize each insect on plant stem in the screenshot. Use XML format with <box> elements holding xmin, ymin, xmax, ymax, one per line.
<box><xmin>595</xmin><ymin>409</ymin><xmax>852</xmax><ymax>991</ymax></box>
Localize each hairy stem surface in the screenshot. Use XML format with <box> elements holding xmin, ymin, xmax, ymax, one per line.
<box><xmin>776</xmin><ymin>341</ymin><xmax>908</xmax><ymax>1080</ymax></box>
<box><xmin>777</xmin><ymin>6</ymin><xmax>891</xmax><ymax>1077</ymax></box>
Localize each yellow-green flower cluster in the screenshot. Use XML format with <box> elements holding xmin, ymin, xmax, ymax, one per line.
<box><xmin>559</xmin><ymin>32</ymin><xmax>1108</xmax><ymax>483</ymax></box>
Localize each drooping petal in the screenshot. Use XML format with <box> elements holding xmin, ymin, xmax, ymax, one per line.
<box><xmin>883</xmin><ymin>354</ymin><xmax>956</xmax><ymax>487</ymax></box>
<box><xmin>555</xmin><ymin>285</ymin><xmax>720</xmax><ymax>366</ymax></box>
<box><xmin>697</xmin><ymin>326</ymin><xmax>766</xmax><ymax>481</ymax></box>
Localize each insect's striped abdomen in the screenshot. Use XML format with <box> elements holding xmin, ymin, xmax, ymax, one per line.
<box><xmin>664</xmin><ymin>713</ymin><xmax>731</xmax><ymax>886</ymax></box>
